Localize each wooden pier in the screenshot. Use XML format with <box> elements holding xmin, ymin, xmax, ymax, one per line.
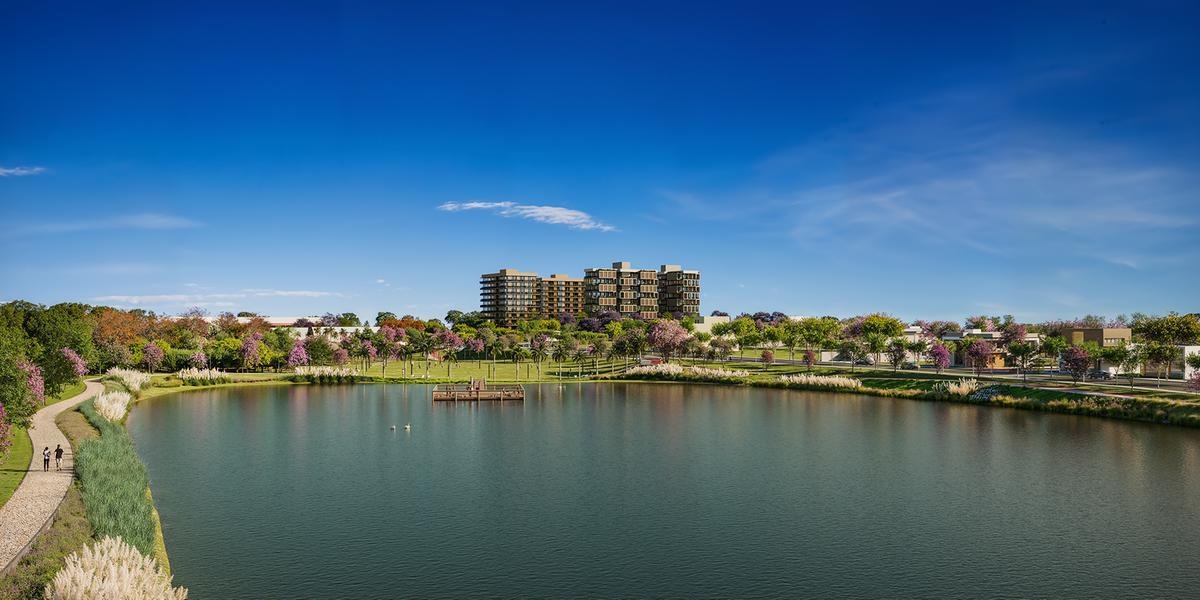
<box><xmin>432</xmin><ymin>379</ymin><xmax>525</xmax><ymax>401</ymax></box>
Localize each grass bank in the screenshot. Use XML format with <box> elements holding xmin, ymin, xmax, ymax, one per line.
<box><xmin>0</xmin><ymin>427</ymin><xmax>32</xmax><ymax>509</ymax></box>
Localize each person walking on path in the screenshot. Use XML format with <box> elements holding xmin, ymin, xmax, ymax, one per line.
<box><xmin>54</xmin><ymin>445</ymin><xmax>64</xmax><ymax>471</ymax></box>
<box><xmin>42</xmin><ymin>447</ymin><xmax>50</xmax><ymax>472</ymax></box>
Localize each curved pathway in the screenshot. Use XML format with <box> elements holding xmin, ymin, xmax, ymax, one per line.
<box><xmin>0</xmin><ymin>380</ymin><xmax>103</xmax><ymax>572</ymax></box>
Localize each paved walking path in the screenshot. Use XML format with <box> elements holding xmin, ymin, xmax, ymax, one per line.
<box><xmin>0</xmin><ymin>380</ymin><xmax>103</xmax><ymax>572</ymax></box>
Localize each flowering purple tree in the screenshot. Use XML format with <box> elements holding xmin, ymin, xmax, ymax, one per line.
<box><xmin>648</xmin><ymin>320</ymin><xmax>690</xmax><ymax>363</ymax></box>
<box><xmin>965</xmin><ymin>340</ymin><xmax>993</xmax><ymax>376</ymax></box>
<box><xmin>143</xmin><ymin>343</ymin><xmax>165</xmax><ymax>372</ymax></box>
<box><xmin>321</xmin><ymin>313</ymin><xmax>339</xmax><ymax>327</ymax></box>
<box><xmin>929</xmin><ymin>342</ymin><xmax>951</xmax><ymax>374</ymax></box>
<box><xmin>964</xmin><ymin>315</ymin><xmax>997</xmax><ymax>332</ymax></box>
<box><xmin>1187</xmin><ymin>371</ymin><xmax>1200</xmax><ymax>392</ymax></box>
<box><xmin>287</xmin><ymin>338</ymin><xmax>309</xmax><ymax>367</ymax></box>
<box><xmin>190</xmin><ymin>351</ymin><xmax>208</xmax><ymax>368</ymax></box>
<box><xmin>760</xmin><ymin>349</ymin><xmax>774</xmax><ymax>370</ymax></box>
<box><xmin>240</xmin><ymin>333</ymin><xmax>263</xmax><ymax>370</ymax></box>
<box><xmin>332</xmin><ymin>347</ymin><xmax>350</xmax><ymax>366</ymax></box>
<box><xmin>435</xmin><ymin>329</ymin><xmax>464</xmax><ymax>377</ymax></box>
<box><xmin>803</xmin><ymin>349</ymin><xmax>816</xmax><ymax>371</ymax></box>
<box><xmin>1062</xmin><ymin>346</ymin><xmax>1091</xmax><ymax>384</ymax></box>
<box><xmin>360</xmin><ymin>339</ymin><xmax>377</xmax><ymax>370</ymax></box>
<box><xmin>998</xmin><ymin>323</ymin><xmax>1028</xmax><ymax>349</ymax></box>
<box><xmin>18</xmin><ymin>360</ymin><xmax>46</xmax><ymax>406</ymax></box>
<box><xmin>61</xmin><ymin>348</ymin><xmax>88</xmax><ymax>377</ymax></box>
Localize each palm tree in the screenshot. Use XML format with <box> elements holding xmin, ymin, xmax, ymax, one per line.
<box><xmin>553</xmin><ymin>337</ymin><xmax>575</xmax><ymax>377</ymax></box>
<box><xmin>405</xmin><ymin>330</ymin><xmax>435</xmax><ymax>379</ymax></box>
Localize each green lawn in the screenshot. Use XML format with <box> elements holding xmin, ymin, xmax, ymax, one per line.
<box><xmin>355</xmin><ymin>357</ymin><xmax>634</xmax><ymax>382</ymax></box>
<box><xmin>0</xmin><ymin>426</ymin><xmax>32</xmax><ymax>509</ymax></box>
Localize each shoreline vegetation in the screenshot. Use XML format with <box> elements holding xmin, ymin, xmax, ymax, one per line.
<box><xmin>134</xmin><ymin>363</ymin><xmax>1200</xmax><ymax>428</ymax></box>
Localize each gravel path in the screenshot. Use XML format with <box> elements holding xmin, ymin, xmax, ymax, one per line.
<box><xmin>0</xmin><ymin>380</ymin><xmax>103</xmax><ymax>572</ymax></box>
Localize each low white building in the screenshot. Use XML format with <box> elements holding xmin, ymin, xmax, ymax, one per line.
<box><xmin>691</xmin><ymin>315</ymin><xmax>731</xmax><ymax>336</ymax></box>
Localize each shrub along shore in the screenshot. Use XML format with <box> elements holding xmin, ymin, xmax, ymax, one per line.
<box><xmin>601</xmin><ymin>365</ymin><xmax>1200</xmax><ymax>427</ymax></box>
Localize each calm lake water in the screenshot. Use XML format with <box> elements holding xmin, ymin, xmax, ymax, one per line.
<box><xmin>127</xmin><ymin>383</ymin><xmax>1200</xmax><ymax>599</ymax></box>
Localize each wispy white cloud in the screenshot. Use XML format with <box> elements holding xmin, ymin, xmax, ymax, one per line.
<box><xmin>438</xmin><ymin>201</ymin><xmax>616</xmax><ymax>232</ymax></box>
<box><xmin>0</xmin><ymin>166</ymin><xmax>48</xmax><ymax>177</ymax></box>
<box><xmin>12</xmin><ymin>213</ymin><xmax>201</xmax><ymax>235</ymax></box>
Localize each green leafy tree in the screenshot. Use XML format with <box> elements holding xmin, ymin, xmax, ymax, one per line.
<box><xmin>1040</xmin><ymin>336</ymin><xmax>1067</xmax><ymax>366</ymax></box>
<box><xmin>886</xmin><ymin>339</ymin><xmax>908</xmax><ymax>372</ymax></box>
<box><xmin>1143</xmin><ymin>342</ymin><xmax>1180</xmax><ymax>387</ymax></box>
<box><xmin>1007</xmin><ymin>341</ymin><xmax>1039</xmax><ymax>384</ymax></box>
<box><xmin>864</xmin><ymin>333</ymin><xmax>888</xmax><ymax>369</ymax></box>
<box><xmin>0</xmin><ymin>324</ymin><xmax>35</xmax><ymax>429</ymax></box>
<box><xmin>1133</xmin><ymin>312</ymin><xmax>1200</xmax><ymax>346</ymax></box>
<box><xmin>907</xmin><ymin>339</ymin><xmax>929</xmax><ymax>368</ymax></box>
<box><xmin>840</xmin><ymin>340</ymin><xmax>866</xmax><ymax>372</ymax></box>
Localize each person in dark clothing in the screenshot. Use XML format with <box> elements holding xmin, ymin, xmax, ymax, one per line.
<box><xmin>54</xmin><ymin>445</ymin><xmax>64</xmax><ymax>470</ymax></box>
<box><xmin>42</xmin><ymin>447</ymin><xmax>50</xmax><ymax>471</ymax></box>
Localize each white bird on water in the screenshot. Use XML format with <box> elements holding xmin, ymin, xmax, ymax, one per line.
<box><xmin>403</xmin><ymin>423</ymin><xmax>412</xmax><ymax>431</ymax></box>
<box><xmin>389</xmin><ymin>425</ymin><xmax>396</xmax><ymax>431</ymax></box>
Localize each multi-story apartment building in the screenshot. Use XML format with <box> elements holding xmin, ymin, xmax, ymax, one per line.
<box><xmin>483</xmin><ymin>261</ymin><xmax>699</xmax><ymax>324</ymax></box>
<box><xmin>480</xmin><ymin>269</ymin><xmax>586</xmax><ymax>325</ymax></box>
<box><xmin>480</xmin><ymin>269</ymin><xmax>542</xmax><ymax>325</ymax></box>
<box><xmin>584</xmin><ymin>261</ymin><xmax>659</xmax><ymax>319</ymax></box>
<box><xmin>539</xmin><ymin>273</ymin><xmax>586</xmax><ymax>319</ymax></box>
<box><xmin>657</xmin><ymin>264</ymin><xmax>700</xmax><ymax>317</ymax></box>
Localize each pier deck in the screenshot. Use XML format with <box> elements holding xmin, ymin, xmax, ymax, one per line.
<box><xmin>432</xmin><ymin>379</ymin><xmax>525</xmax><ymax>401</ymax></box>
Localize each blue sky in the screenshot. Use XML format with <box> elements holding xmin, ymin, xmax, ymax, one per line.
<box><xmin>2</xmin><ymin>1</ymin><xmax>1198</xmax><ymax>322</ymax></box>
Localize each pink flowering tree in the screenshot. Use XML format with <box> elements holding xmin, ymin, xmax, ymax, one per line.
<box><xmin>287</xmin><ymin>338</ymin><xmax>309</xmax><ymax>368</ymax></box>
<box><xmin>803</xmin><ymin>349</ymin><xmax>816</xmax><ymax>371</ymax></box>
<box><xmin>648</xmin><ymin>320</ymin><xmax>690</xmax><ymax>363</ymax></box>
<box><xmin>18</xmin><ymin>360</ymin><xmax>46</xmax><ymax>406</ymax></box>
<box><xmin>929</xmin><ymin>342</ymin><xmax>951</xmax><ymax>374</ymax></box>
<box><xmin>465</xmin><ymin>338</ymin><xmax>485</xmax><ymax>368</ymax></box>
<box><xmin>0</xmin><ymin>403</ymin><xmax>11</xmax><ymax>457</ymax></box>
<box><xmin>1062</xmin><ymin>346</ymin><xmax>1091</xmax><ymax>384</ymax></box>
<box><xmin>332</xmin><ymin>347</ymin><xmax>350</xmax><ymax>366</ymax></box>
<box><xmin>965</xmin><ymin>340</ymin><xmax>993</xmax><ymax>376</ymax></box>
<box><xmin>998</xmin><ymin>323</ymin><xmax>1028</xmax><ymax>349</ymax></box>
<box><xmin>1187</xmin><ymin>371</ymin><xmax>1200</xmax><ymax>393</ymax></box>
<box><xmin>61</xmin><ymin>348</ymin><xmax>88</xmax><ymax>377</ymax></box>
<box><xmin>359</xmin><ymin>339</ymin><xmax>378</xmax><ymax>370</ymax></box>
<box><xmin>240</xmin><ymin>333</ymin><xmax>263</xmax><ymax>370</ymax></box>
<box><xmin>435</xmin><ymin>329</ymin><xmax>464</xmax><ymax>377</ymax></box>
<box><xmin>143</xmin><ymin>343</ymin><xmax>165</xmax><ymax>372</ymax></box>
<box><xmin>190</xmin><ymin>351</ymin><xmax>208</xmax><ymax>368</ymax></box>
<box><xmin>760</xmin><ymin>349</ymin><xmax>774</xmax><ymax>370</ymax></box>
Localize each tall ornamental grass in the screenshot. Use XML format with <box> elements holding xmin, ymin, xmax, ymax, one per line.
<box><xmin>622</xmin><ymin>364</ymin><xmax>749</xmax><ymax>382</ymax></box>
<box><xmin>177</xmin><ymin>368</ymin><xmax>232</xmax><ymax>385</ymax></box>
<box><xmin>290</xmin><ymin>365</ymin><xmax>358</xmax><ymax>384</ymax></box>
<box><xmin>93</xmin><ymin>391</ymin><xmax>133</xmax><ymax>422</ymax></box>
<box><xmin>932</xmin><ymin>378</ymin><xmax>980</xmax><ymax>398</ymax></box>
<box><xmin>74</xmin><ymin>401</ymin><xmax>157</xmax><ymax>556</ymax></box>
<box><xmin>778</xmin><ymin>374</ymin><xmax>863</xmax><ymax>390</ymax></box>
<box><xmin>45</xmin><ymin>536</ymin><xmax>187</xmax><ymax>600</ymax></box>
<box><xmin>106</xmin><ymin>368</ymin><xmax>151</xmax><ymax>393</ymax></box>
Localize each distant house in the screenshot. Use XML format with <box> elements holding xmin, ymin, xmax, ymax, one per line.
<box><xmin>940</xmin><ymin>328</ymin><xmax>1042</xmax><ymax>368</ymax></box>
<box><xmin>1061</xmin><ymin>327</ymin><xmax>1132</xmax><ymax>348</ymax></box>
